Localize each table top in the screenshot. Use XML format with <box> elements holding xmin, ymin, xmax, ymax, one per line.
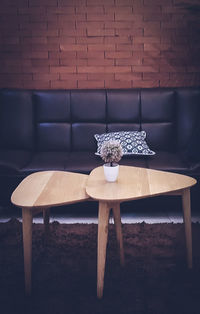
<box><xmin>11</xmin><ymin>166</ymin><xmax>197</xmax><ymax>208</ymax></box>
<box><xmin>86</xmin><ymin>166</ymin><xmax>197</xmax><ymax>202</ymax></box>
<box><xmin>11</xmin><ymin>171</ymin><xmax>90</xmax><ymax>209</ymax></box>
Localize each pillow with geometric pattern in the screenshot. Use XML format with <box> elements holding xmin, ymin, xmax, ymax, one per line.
<box><xmin>94</xmin><ymin>130</ymin><xmax>155</xmax><ymax>156</ymax></box>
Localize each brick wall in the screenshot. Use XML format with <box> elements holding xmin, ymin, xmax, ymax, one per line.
<box><xmin>0</xmin><ymin>0</ymin><xmax>200</xmax><ymax>89</ymax></box>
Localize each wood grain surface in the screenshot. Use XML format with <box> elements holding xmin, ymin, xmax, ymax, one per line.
<box><xmin>11</xmin><ymin>171</ymin><xmax>90</xmax><ymax>208</ymax></box>
<box><xmin>86</xmin><ymin>166</ymin><xmax>197</xmax><ymax>202</ymax></box>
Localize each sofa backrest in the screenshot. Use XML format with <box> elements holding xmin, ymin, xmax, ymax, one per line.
<box><xmin>70</xmin><ymin>90</ymin><xmax>106</xmax><ymax>152</ymax></box>
<box><xmin>0</xmin><ymin>87</ymin><xmax>200</xmax><ymax>153</ymax></box>
<box><xmin>141</xmin><ymin>89</ymin><xmax>176</xmax><ymax>152</ymax></box>
<box><xmin>0</xmin><ymin>90</ymin><xmax>34</xmax><ymax>150</ymax></box>
<box><xmin>33</xmin><ymin>90</ymin><xmax>71</xmax><ymax>152</ymax></box>
<box><xmin>176</xmin><ymin>88</ymin><xmax>200</xmax><ymax>151</ymax></box>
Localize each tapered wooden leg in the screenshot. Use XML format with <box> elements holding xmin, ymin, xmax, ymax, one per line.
<box><xmin>112</xmin><ymin>203</ymin><xmax>125</xmax><ymax>266</ymax></box>
<box><xmin>22</xmin><ymin>208</ymin><xmax>33</xmax><ymax>295</ymax></box>
<box><xmin>182</xmin><ymin>188</ymin><xmax>192</xmax><ymax>269</ymax></box>
<box><xmin>97</xmin><ymin>202</ymin><xmax>111</xmax><ymax>299</ymax></box>
<box><xmin>43</xmin><ymin>208</ymin><xmax>50</xmax><ymax>238</ymax></box>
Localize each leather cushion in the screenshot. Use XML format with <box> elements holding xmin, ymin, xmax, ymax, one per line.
<box><xmin>141</xmin><ymin>89</ymin><xmax>175</xmax><ymax>122</ymax></box>
<box><xmin>107</xmin><ymin>123</ymin><xmax>140</xmax><ymax>133</ymax></box>
<box><xmin>34</xmin><ymin>90</ymin><xmax>71</xmax><ymax>122</ymax></box>
<box><xmin>0</xmin><ymin>150</ymin><xmax>32</xmax><ymax>174</ymax></box>
<box><xmin>183</xmin><ymin>123</ymin><xmax>200</xmax><ymax>162</ymax></box>
<box><xmin>107</xmin><ymin>90</ymin><xmax>140</xmax><ymax>122</ymax></box>
<box><xmin>141</xmin><ymin>123</ymin><xmax>175</xmax><ymax>152</ymax></box>
<box><xmin>0</xmin><ymin>90</ymin><xmax>34</xmax><ymax>150</ymax></box>
<box><xmin>65</xmin><ymin>152</ymin><xmax>148</xmax><ymax>174</ymax></box>
<box><xmin>146</xmin><ymin>151</ymin><xmax>189</xmax><ymax>173</ymax></box>
<box><xmin>71</xmin><ymin>90</ymin><xmax>106</xmax><ymax>122</ymax></box>
<box><xmin>22</xmin><ymin>152</ymin><xmax>69</xmax><ymax>174</ymax></box>
<box><xmin>141</xmin><ymin>89</ymin><xmax>175</xmax><ymax>152</ymax></box>
<box><xmin>176</xmin><ymin>88</ymin><xmax>200</xmax><ymax>150</ymax></box>
<box><xmin>37</xmin><ymin>123</ymin><xmax>71</xmax><ymax>151</ymax></box>
<box><xmin>72</xmin><ymin>123</ymin><xmax>106</xmax><ymax>151</ymax></box>
<box><xmin>65</xmin><ymin>152</ymin><xmax>103</xmax><ymax>174</ymax></box>
<box><xmin>120</xmin><ymin>155</ymin><xmax>147</xmax><ymax>168</ymax></box>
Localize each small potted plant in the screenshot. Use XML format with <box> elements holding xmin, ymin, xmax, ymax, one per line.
<box><xmin>100</xmin><ymin>140</ymin><xmax>123</xmax><ymax>182</ymax></box>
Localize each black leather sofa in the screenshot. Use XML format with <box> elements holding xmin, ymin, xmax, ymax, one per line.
<box><xmin>0</xmin><ymin>88</ymin><xmax>200</xmax><ymax>208</ymax></box>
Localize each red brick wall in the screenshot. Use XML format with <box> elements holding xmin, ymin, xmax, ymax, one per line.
<box><xmin>0</xmin><ymin>0</ymin><xmax>200</xmax><ymax>89</ymax></box>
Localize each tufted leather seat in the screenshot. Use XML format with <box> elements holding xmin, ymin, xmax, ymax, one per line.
<box><xmin>0</xmin><ymin>87</ymin><xmax>200</xmax><ymax>205</ymax></box>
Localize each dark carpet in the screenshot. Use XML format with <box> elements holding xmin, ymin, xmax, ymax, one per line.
<box><xmin>1</xmin><ymin>219</ymin><xmax>200</xmax><ymax>314</ymax></box>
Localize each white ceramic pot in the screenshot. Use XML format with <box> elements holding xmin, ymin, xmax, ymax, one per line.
<box><xmin>103</xmin><ymin>163</ymin><xmax>119</xmax><ymax>182</ymax></box>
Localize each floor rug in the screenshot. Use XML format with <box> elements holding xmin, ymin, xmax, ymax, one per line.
<box><xmin>1</xmin><ymin>219</ymin><xmax>200</xmax><ymax>314</ymax></box>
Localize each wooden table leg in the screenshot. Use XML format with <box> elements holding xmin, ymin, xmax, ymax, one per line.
<box><xmin>43</xmin><ymin>208</ymin><xmax>50</xmax><ymax>238</ymax></box>
<box><xmin>22</xmin><ymin>208</ymin><xmax>33</xmax><ymax>295</ymax></box>
<box><xmin>97</xmin><ymin>201</ymin><xmax>111</xmax><ymax>299</ymax></box>
<box><xmin>182</xmin><ymin>188</ymin><xmax>192</xmax><ymax>269</ymax></box>
<box><xmin>112</xmin><ymin>203</ymin><xmax>125</xmax><ymax>266</ymax></box>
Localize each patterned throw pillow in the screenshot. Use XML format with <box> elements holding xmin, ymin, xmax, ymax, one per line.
<box><xmin>94</xmin><ymin>131</ymin><xmax>155</xmax><ymax>156</ymax></box>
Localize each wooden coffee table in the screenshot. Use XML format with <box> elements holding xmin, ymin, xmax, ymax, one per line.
<box><xmin>11</xmin><ymin>166</ymin><xmax>197</xmax><ymax>299</ymax></box>
<box><xmin>86</xmin><ymin>165</ymin><xmax>197</xmax><ymax>298</ymax></box>
<box><xmin>11</xmin><ymin>170</ymin><xmax>90</xmax><ymax>295</ymax></box>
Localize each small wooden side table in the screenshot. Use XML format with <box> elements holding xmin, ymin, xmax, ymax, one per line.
<box><xmin>11</xmin><ymin>170</ymin><xmax>90</xmax><ymax>295</ymax></box>
<box><xmin>86</xmin><ymin>166</ymin><xmax>197</xmax><ymax>299</ymax></box>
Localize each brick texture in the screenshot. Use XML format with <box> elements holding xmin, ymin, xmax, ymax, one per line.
<box><xmin>0</xmin><ymin>0</ymin><xmax>200</xmax><ymax>89</ymax></box>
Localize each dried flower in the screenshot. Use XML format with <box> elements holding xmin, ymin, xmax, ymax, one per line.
<box><xmin>100</xmin><ymin>140</ymin><xmax>123</xmax><ymax>166</ymax></box>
